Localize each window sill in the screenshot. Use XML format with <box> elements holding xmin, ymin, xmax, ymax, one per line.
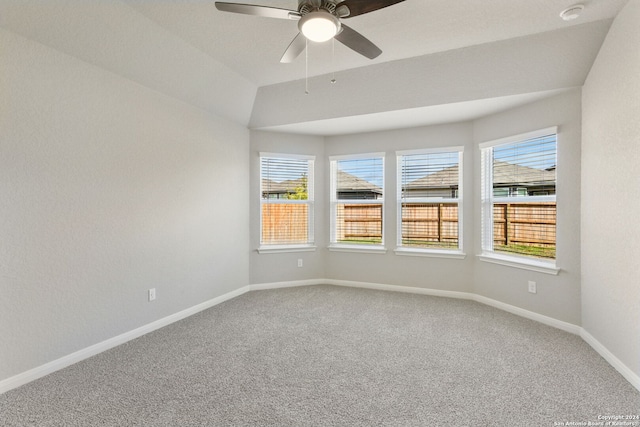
<box><xmin>394</xmin><ymin>248</ymin><xmax>466</xmax><ymax>259</ymax></box>
<box><xmin>257</xmin><ymin>245</ymin><xmax>317</xmax><ymax>254</ymax></box>
<box><xmin>328</xmin><ymin>244</ymin><xmax>387</xmax><ymax>254</ymax></box>
<box><xmin>478</xmin><ymin>252</ymin><xmax>559</xmax><ymax>275</ymax></box>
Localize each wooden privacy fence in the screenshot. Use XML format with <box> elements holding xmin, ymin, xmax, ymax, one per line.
<box><xmin>262</xmin><ymin>204</ymin><xmax>308</xmax><ymax>244</ymax></box>
<box><xmin>401</xmin><ymin>203</ymin><xmax>458</xmax><ymax>244</ymax></box>
<box><xmin>336</xmin><ymin>204</ymin><xmax>382</xmax><ymax>242</ymax></box>
<box><xmin>336</xmin><ymin>203</ymin><xmax>459</xmax><ymax>244</ymax></box>
<box><xmin>262</xmin><ymin>202</ymin><xmax>556</xmax><ymax>250</ymax></box>
<box><xmin>493</xmin><ymin>202</ymin><xmax>556</xmax><ymax>247</ymax></box>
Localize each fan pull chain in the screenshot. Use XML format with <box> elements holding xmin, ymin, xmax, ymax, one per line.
<box><xmin>331</xmin><ymin>38</ymin><xmax>336</xmax><ymax>84</ymax></box>
<box><xmin>305</xmin><ymin>38</ymin><xmax>309</xmax><ymax>95</ymax></box>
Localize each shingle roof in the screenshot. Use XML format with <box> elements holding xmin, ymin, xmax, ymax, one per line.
<box><xmin>403</xmin><ymin>161</ymin><xmax>555</xmax><ymax>190</ymax></box>
<box><xmin>492</xmin><ymin>161</ymin><xmax>556</xmax><ymax>185</ymax></box>
<box><xmin>262</xmin><ymin>177</ymin><xmax>306</xmax><ymax>193</ymax></box>
<box><xmin>336</xmin><ymin>170</ymin><xmax>382</xmax><ymax>194</ymax></box>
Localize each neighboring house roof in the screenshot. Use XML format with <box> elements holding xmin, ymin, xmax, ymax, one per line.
<box><xmin>337</xmin><ymin>170</ymin><xmax>382</xmax><ymax>195</ymax></box>
<box><xmin>262</xmin><ymin>177</ymin><xmax>306</xmax><ymax>194</ymax></box>
<box><xmin>403</xmin><ymin>161</ymin><xmax>555</xmax><ymax>190</ymax></box>
<box><xmin>263</xmin><ymin>170</ymin><xmax>382</xmax><ymax>196</ymax></box>
<box><xmin>492</xmin><ymin>161</ymin><xmax>556</xmax><ymax>186</ymax></box>
<box><xmin>404</xmin><ymin>165</ymin><xmax>459</xmax><ymax>189</ymax></box>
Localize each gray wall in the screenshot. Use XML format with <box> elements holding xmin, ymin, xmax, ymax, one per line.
<box><xmin>472</xmin><ymin>89</ymin><xmax>583</xmax><ymax>326</ymax></box>
<box><xmin>250</xmin><ymin>131</ymin><xmax>326</xmax><ymax>284</ymax></box>
<box><xmin>249</xmin><ymin>91</ymin><xmax>583</xmax><ymax>328</ymax></box>
<box><xmin>0</xmin><ymin>29</ymin><xmax>250</xmax><ymax>382</ymax></box>
<box><xmin>582</xmin><ymin>0</ymin><xmax>640</xmax><ymax>379</ymax></box>
<box><xmin>323</xmin><ymin>123</ymin><xmax>475</xmax><ymax>293</ymax></box>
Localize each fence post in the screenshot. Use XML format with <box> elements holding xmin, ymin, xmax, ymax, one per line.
<box><xmin>504</xmin><ymin>204</ymin><xmax>510</xmax><ymax>246</ymax></box>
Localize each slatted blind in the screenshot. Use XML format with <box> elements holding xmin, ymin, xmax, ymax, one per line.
<box><xmin>260</xmin><ymin>155</ymin><xmax>314</xmax><ymax>246</ymax></box>
<box><xmin>481</xmin><ymin>131</ymin><xmax>557</xmax><ymax>259</ymax></box>
<box><xmin>492</xmin><ymin>133</ymin><xmax>556</xmax><ymax>197</ymax></box>
<box><xmin>398</xmin><ymin>149</ymin><xmax>461</xmax><ymax>250</ymax></box>
<box><xmin>332</xmin><ymin>155</ymin><xmax>384</xmax><ymax>246</ymax></box>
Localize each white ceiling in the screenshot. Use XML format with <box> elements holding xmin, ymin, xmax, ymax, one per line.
<box><xmin>259</xmin><ymin>89</ymin><xmax>573</xmax><ymax>136</ymax></box>
<box><xmin>0</xmin><ymin>0</ymin><xmax>630</xmax><ymax>135</ymax></box>
<box><xmin>124</xmin><ymin>0</ymin><xmax>628</xmax><ymax>86</ymax></box>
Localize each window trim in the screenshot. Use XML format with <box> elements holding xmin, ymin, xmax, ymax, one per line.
<box><xmin>395</xmin><ymin>146</ymin><xmax>465</xmax><ymax>258</ymax></box>
<box><xmin>479</xmin><ymin>127</ymin><xmax>559</xmax><ymax>273</ymax></box>
<box><xmin>329</xmin><ymin>152</ymin><xmax>386</xmax><ymax>251</ymax></box>
<box><xmin>259</xmin><ymin>152</ymin><xmax>315</xmax><ymax>253</ymax></box>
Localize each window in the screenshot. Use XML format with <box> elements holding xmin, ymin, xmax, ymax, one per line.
<box><xmin>479</xmin><ymin>128</ymin><xmax>558</xmax><ymax>273</ymax></box>
<box><xmin>259</xmin><ymin>153</ymin><xmax>314</xmax><ymax>252</ymax></box>
<box><xmin>330</xmin><ymin>154</ymin><xmax>385</xmax><ymax>252</ymax></box>
<box><xmin>396</xmin><ymin>147</ymin><xmax>464</xmax><ymax>256</ymax></box>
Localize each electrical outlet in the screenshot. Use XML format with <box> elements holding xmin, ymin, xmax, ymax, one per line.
<box><xmin>297</xmin><ymin>259</ymin><xmax>303</xmax><ymax>268</ymax></box>
<box><xmin>528</xmin><ymin>281</ymin><xmax>537</xmax><ymax>294</ymax></box>
<box><xmin>148</xmin><ymin>288</ymin><xmax>156</xmax><ymax>301</ymax></box>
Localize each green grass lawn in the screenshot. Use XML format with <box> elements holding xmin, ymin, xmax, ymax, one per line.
<box><xmin>339</xmin><ymin>238</ymin><xmax>383</xmax><ymax>245</ymax></box>
<box><xmin>494</xmin><ymin>244</ymin><xmax>556</xmax><ymax>259</ymax></box>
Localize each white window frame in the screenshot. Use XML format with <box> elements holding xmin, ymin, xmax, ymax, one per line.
<box><xmin>395</xmin><ymin>147</ymin><xmax>465</xmax><ymax>259</ymax></box>
<box><xmin>329</xmin><ymin>152</ymin><xmax>386</xmax><ymax>254</ymax></box>
<box><xmin>258</xmin><ymin>152</ymin><xmax>316</xmax><ymax>254</ymax></box>
<box><xmin>478</xmin><ymin>127</ymin><xmax>559</xmax><ymax>275</ymax></box>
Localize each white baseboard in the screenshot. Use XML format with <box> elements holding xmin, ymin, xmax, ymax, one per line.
<box><xmin>249</xmin><ymin>279</ymin><xmax>324</xmax><ymax>291</ymax></box>
<box><xmin>0</xmin><ymin>285</ymin><xmax>251</xmax><ymax>395</ymax></box>
<box><xmin>472</xmin><ymin>294</ymin><xmax>581</xmax><ymax>335</ymax></box>
<box><xmin>580</xmin><ymin>329</ymin><xmax>640</xmax><ymax>392</ymax></box>
<box><xmin>3</xmin><ymin>279</ymin><xmax>638</xmax><ymax>395</ymax></box>
<box><xmin>325</xmin><ymin>278</ymin><xmax>474</xmax><ymax>301</ymax></box>
<box><xmin>324</xmin><ymin>279</ymin><xmax>580</xmax><ymax>334</ymax></box>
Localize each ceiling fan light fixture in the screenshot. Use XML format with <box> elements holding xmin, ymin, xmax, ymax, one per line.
<box><xmin>299</xmin><ymin>11</ymin><xmax>340</xmax><ymax>42</ymax></box>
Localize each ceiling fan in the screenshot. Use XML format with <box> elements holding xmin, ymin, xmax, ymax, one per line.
<box><xmin>215</xmin><ymin>0</ymin><xmax>406</xmax><ymax>63</ymax></box>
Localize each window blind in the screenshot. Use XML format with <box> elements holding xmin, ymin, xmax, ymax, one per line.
<box><xmin>331</xmin><ymin>155</ymin><xmax>384</xmax><ymax>246</ymax></box>
<box><xmin>398</xmin><ymin>149</ymin><xmax>462</xmax><ymax>250</ymax></box>
<box><xmin>481</xmin><ymin>131</ymin><xmax>557</xmax><ymax>260</ymax></box>
<box><xmin>260</xmin><ymin>155</ymin><xmax>314</xmax><ymax>246</ymax></box>
<box><xmin>492</xmin><ymin>133</ymin><xmax>556</xmax><ymax>197</ymax></box>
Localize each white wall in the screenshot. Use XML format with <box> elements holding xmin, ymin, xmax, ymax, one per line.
<box><xmin>582</xmin><ymin>0</ymin><xmax>640</xmax><ymax>379</ymax></box>
<box><xmin>250</xmin><ymin>131</ymin><xmax>326</xmax><ymax>284</ymax></box>
<box><xmin>324</xmin><ymin>123</ymin><xmax>475</xmax><ymax>293</ymax></box>
<box><xmin>252</xmin><ymin>93</ymin><xmax>583</xmax><ymax>328</ymax></box>
<box><xmin>0</xmin><ymin>29</ymin><xmax>250</xmax><ymax>382</ymax></box>
<box><xmin>472</xmin><ymin>90</ymin><xmax>583</xmax><ymax>326</ymax></box>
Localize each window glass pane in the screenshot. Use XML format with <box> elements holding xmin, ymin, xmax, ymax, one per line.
<box><xmin>492</xmin><ymin>201</ymin><xmax>556</xmax><ymax>259</ymax></box>
<box><xmin>335</xmin><ymin>202</ymin><xmax>382</xmax><ymax>245</ymax></box>
<box><xmin>332</xmin><ymin>156</ymin><xmax>384</xmax><ymax>247</ymax></box>
<box><xmin>261</xmin><ymin>203</ymin><xmax>309</xmax><ymax>245</ymax></box>
<box><xmin>260</xmin><ymin>156</ymin><xmax>313</xmax><ymax>246</ymax></box>
<box><xmin>398</xmin><ymin>150</ymin><xmax>461</xmax><ymax>250</ymax></box>
<box><xmin>483</xmin><ymin>132</ymin><xmax>557</xmax><ymax>260</ymax></box>
<box><xmin>336</xmin><ymin>158</ymin><xmax>383</xmax><ymax>200</ymax></box>
<box><xmin>492</xmin><ymin>134</ymin><xmax>556</xmax><ymax>196</ymax></box>
<box><xmin>401</xmin><ymin>203</ymin><xmax>459</xmax><ymax>249</ymax></box>
<box><xmin>400</xmin><ymin>152</ymin><xmax>459</xmax><ymax>200</ymax></box>
<box><xmin>261</xmin><ymin>157</ymin><xmax>310</xmax><ymax>200</ymax></box>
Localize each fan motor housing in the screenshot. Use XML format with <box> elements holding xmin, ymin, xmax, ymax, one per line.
<box><xmin>299</xmin><ymin>0</ymin><xmax>338</xmax><ymax>15</ymax></box>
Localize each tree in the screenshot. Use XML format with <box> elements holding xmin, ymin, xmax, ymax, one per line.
<box><xmin>285</xmin><ymin>175</ymin><xmax>308</xmax><ymax>200</ymax></box>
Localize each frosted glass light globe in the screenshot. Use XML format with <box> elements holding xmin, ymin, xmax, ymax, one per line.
<box><xmin>299</xmin><ymin>11</ymin><xmax>340</xmax><ymax>43</ymax></box>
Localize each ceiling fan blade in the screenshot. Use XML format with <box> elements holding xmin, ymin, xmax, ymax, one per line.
<box><xmin>338</xmin><ymin>0</ymin><xmax>405</xmax><ymax>18</ymax></box>
<box><xmin>334</xmin><ymin>24</ymin><xmax>382</xmax><ymax>59</ymax></box>
<box><xmin>280</xmin><ymin>33</ymin><xmax>306</xmax><ymax>63</ymax></box>
<box><xmin>215</xmin><ymin>2</ymin><xmax>301</xmax><ymax>20</ymax></box>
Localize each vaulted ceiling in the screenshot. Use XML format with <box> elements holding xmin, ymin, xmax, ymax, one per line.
<box><xmin>0</xmin><ymin>0</ymin><xmax>630</xmax><ymax>134</ymax></box>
